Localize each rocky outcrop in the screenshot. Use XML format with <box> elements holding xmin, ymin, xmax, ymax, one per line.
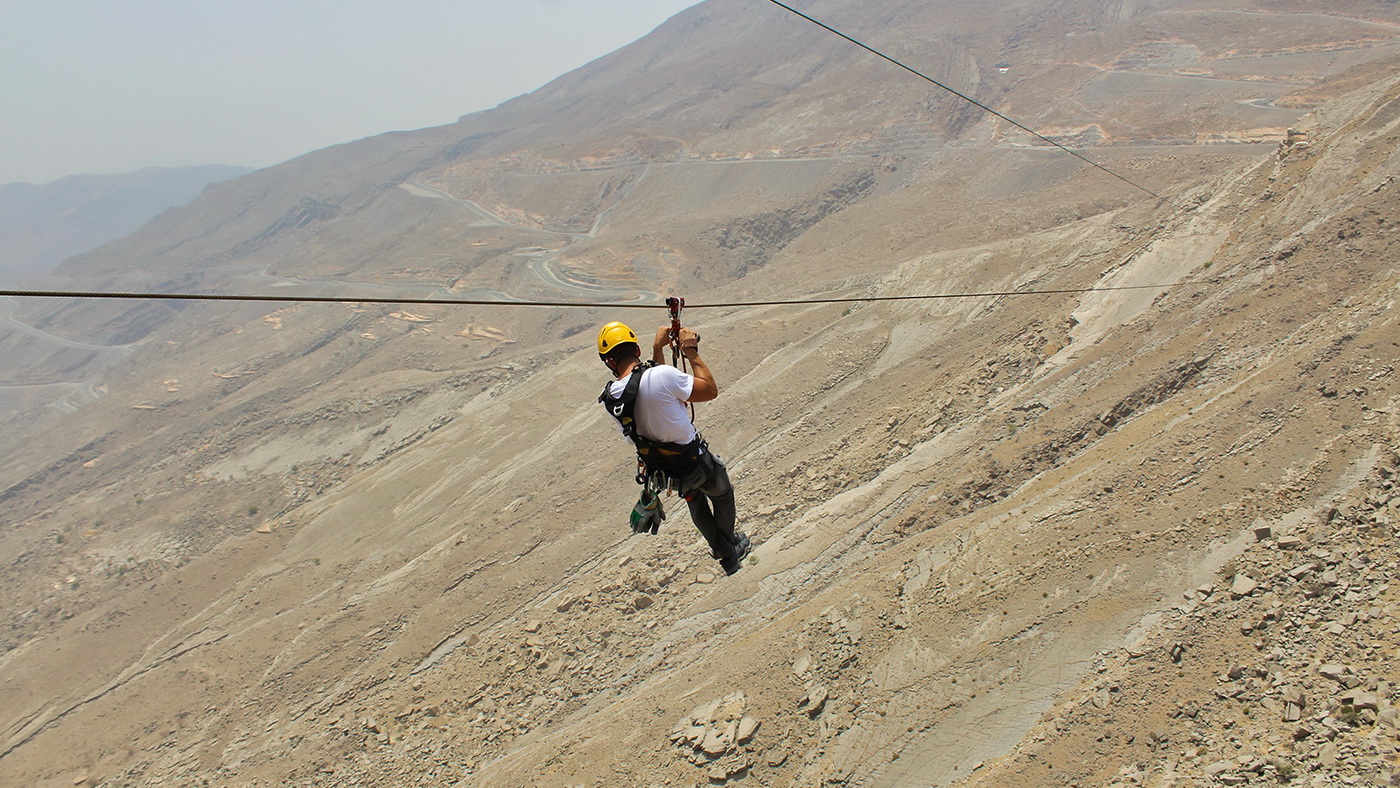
<box><xmin>973</xmin><ymin>449</ymin><xmax>1400</xmax><ymax>786</ymax></box>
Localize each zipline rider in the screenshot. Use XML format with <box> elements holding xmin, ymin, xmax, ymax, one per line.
<box><xmin>597</xmin><ymin>321</ymin><xmax>750</xmax><ymax>575</ymax></box>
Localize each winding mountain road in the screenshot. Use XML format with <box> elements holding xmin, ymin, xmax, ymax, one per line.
<box><xmin>0</xmin><ymin>177</ymin><xmax>658</xmax><ymax>414</ymax></box>
<box><xmin>399</xmin><ymin>179</ymin><xmax>660</xmax><ymax>304</ymax></box>
<box><xmin>0</xmin><ymin>296</ymin><xmax>138</xmax><ymax>355</ymax></box>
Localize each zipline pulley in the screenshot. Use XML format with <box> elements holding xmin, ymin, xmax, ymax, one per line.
<box><xmin>665</xmin><ymin>296</ymin><xmax>685</xmax><ymax>367</ymax></box>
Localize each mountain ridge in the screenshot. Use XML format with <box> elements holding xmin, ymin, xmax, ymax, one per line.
<box><xmin>0</xmin><ymin>164</ymin><xmax>252</xmax><ymax>277</ymax></box>
<box><xmin>2</xmin><ymin>0</ymin><xmax>1400</xmax><ymax>785</ymax></box>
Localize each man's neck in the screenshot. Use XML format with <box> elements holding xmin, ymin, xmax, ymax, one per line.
<box><xmin>614</xmin><ymin>358</ymin><xmax>642</xmax><ymax>379</ymax></box>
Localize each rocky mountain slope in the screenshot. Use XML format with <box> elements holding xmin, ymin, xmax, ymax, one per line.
<box><xmin>0</xmin><ymin>165</ymin><xmax>252</xmax><ymax>277</ymax></box>
<box><xmin>2</xmin><ymin>1</ymin><xmax>1400</xmax><ymax>786</ymax></box>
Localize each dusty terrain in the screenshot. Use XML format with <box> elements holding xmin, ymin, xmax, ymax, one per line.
<box><xmin>2</xmin><ymin>1</ymin><xmax>1400</xmax><ymax>786</ymax></box>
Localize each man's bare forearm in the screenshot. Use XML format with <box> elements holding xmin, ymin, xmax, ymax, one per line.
<box><xmin>652</xmin><ymin>326</ymin><xmax>669</xmax><ymax>365</ymax></box>
<box><xmin>688</xmin><ymin>353</ymin><xmax>715</xmax><ymax>388</ymax></box>
<box><xmin>684</xmin><ymin>347</ymin><xmax>719</xmax><ymax>401</ymax></box>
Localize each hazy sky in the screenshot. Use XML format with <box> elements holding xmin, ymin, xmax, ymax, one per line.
<box><xmin>0</xmin><ymin>0</ymin><xmax>703</xmax><ymax>186</ymax></box>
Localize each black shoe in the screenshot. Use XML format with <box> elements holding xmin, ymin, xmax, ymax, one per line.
<box><xmin>721</xmin><ymin>532</ymin><xmax>751</xmax><ymax>576</ymax></box>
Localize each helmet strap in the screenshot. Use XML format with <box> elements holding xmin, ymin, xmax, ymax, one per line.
<box><xmin>603</xmin><ymin>347</ymin><xmax>641</xmax><ymax>378</ymax></box>
<box><xmin>603</xmin><ymin>355</ymin><xmax>630</xmax><ymax>378</ymax></box>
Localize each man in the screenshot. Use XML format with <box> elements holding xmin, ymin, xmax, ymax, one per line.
<box><xmin>597</xmin><ymin>320</ymin><xmax>750</xmax><ymax>575</ymax></box>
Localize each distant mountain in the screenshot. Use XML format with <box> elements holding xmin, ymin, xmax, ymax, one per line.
<box><xmin>0</xmin><ymin>164</ymin><xmax>253</xmax><ymax>276</ymax></box>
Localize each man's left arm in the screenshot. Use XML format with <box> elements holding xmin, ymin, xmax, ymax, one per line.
<box><xmin>679</xmin><ymin>329</ymin><xmax>718</xmax><ymax>402</ymax></box>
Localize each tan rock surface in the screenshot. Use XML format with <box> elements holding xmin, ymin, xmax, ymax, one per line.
<box><xmin>2</xmin><ymin>2</ymin><xmax>1400</xmax><ymax>786</ymax></box>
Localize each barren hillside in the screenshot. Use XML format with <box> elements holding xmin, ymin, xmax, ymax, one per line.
<box><xmin>2</xmin><ymin>1</ymin><xmax>1399</xmax><ymax>786</ymax></box>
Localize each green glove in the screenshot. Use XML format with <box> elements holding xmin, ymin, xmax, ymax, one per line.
<box><xmin>630</xmin><ymin>488</ymin><xmax>665</xmax><ymax>534</ymax></box>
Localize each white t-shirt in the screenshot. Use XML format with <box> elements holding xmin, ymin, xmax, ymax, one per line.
<box><xmin>608</xmin><ymin>364</ymin><xmax>698</xmax><ymax>445</ymax></box>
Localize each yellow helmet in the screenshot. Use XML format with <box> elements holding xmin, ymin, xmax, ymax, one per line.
<box><xmin>597</xmin><ymin>321</ymin><xmax>639</xmax><ymax>358</ymax></box>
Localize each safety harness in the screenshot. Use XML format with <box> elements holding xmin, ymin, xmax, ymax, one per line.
<box><xmin>598</xmin><ymin>360</ymin><xmax>706</xmax><ymax>486</ymax></box>
<box><xmin>600</xmin><ymin>296</ymin><xmax>711</xmax><ymax>534</ymax></box>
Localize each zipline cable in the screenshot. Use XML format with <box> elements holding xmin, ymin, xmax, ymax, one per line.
<box><xmin>0</xmin><ymin>282</ymin><xmax>1180</xmax><ymax>310</ymax></box>
<box><xmin>668</xmin><ymin>282</ymin><xmax>1179</xmax><ymax>308</ymax></box>
<box><xmin>763</xmin><ymin>0</ymin><xmax>1186</xmax><ymax>211</ymax></box>
<box><xmin>0</xmin><ymin>288</ymin><xmax>640</xmax><ymax>309</ymax></box>
<box><xmin>0</xmin><ymin>7</ymin><xmax>1206</xmax><ymax>315</ymax></box>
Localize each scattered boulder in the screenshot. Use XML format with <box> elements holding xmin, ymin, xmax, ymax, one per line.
<box><xmin>670</xmin><ymin>691</ymin><xmax>759</xmax><ymax>769</ymax></box>
<box><xmin>801</xmin><ymin>685</ymin><xmax>830</xmax><ymax>718</ymax></box>
<box><xmin>736</xmin><ymin>716</ymin><xmax>760</xmax><ymax>744</ymax></box>
<box><xmin>1229</xmin><ymin>573</ymin><xmax>1258</xmax><ymax>597</ymax></box>
<box><xmin>701</xmin><ymin>727</ymin><xmax>730</xmax><ymax>756</ymax></box>
<box><xmin>1282</xmin><ymin>689</ymin><xmax>1306</xmax><ymax>722</ymax></box>
<box><xmin>1316</xmin><ymin>664</ymin><xmax>1349</xmax><ymax>684</ymax></box>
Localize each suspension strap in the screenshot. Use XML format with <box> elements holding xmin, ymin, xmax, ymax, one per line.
<box><xmin>666</xmin><ymin>296</ymin><xmax>685</xmax><ymax>369</ymax></box>
<box><xmin>666</xmin><ymin>296</ymin><xmax>695</xmax><ymax>422</ymax></box>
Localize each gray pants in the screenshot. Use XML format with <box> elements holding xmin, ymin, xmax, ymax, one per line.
<box><xmin>680</xmin><ymin>449</ymin><xmax>741</xmax><ymax>561</ymax></box>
